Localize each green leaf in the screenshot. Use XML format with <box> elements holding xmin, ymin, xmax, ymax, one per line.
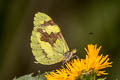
<box><xmin>97</xmin><ymin>78</ymin><xmax>106</xmax><ymax>80</ymax></box>
<box><xmin>13</xmin><ymin>73</ymin><xmax>46</xmax><ymax>80</ymax></box>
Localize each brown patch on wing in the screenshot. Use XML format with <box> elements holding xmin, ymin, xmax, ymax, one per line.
<box><xmin>41</xmin><ymin>20</ymin><xmax>56</xmax><ymax>26</ymax></box>
<box><xmin>42</xmin><ymin>50</ymin><xmax>49</xmax><ymax>58</ymax></box>
<box><xmin>56</xmin><ymin>32</ymin><xmax>63</xmax><ymax>38</ymax></box>
<box><xmin>37</xmin><ymin>28</ymin><xmax>62</xmax><ymax>46</ymax></box>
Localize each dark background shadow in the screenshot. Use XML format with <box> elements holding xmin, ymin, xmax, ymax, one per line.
<box><xmin>0</xmin><ymin>0</ymin><xmax>120</xmax><ymax>80</ymax></box>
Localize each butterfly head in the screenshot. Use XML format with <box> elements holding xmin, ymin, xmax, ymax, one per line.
<box><xmin>71</xmin><ymin>49</ymin><xmax>77</xmax><ymax>55</ymax></box>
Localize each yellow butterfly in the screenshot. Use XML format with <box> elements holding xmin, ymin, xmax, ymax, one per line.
<box><xmin>30</xmin><ymin>12</ymin><xmax>76</xmax><ymax>65</ymax></box>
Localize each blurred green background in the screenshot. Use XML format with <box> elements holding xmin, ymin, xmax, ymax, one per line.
<box><xmin>0</xmin><ymin>0</ymin><xmax>120</xmax><ymax>80</ymax></box>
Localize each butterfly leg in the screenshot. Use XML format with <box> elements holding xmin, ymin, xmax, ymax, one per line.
<box><xmin>71</xmin><ymin>55</ymin><xmax>79</xmax><ymax>59</ymax></box>
<box><xmin>62</xmin><ymin>49</ymin><xmax>77</xmax><ymax>65</ymax></box>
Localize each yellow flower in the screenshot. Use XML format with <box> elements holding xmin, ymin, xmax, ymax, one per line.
<box><xmin>45</xmin><ymin>44</ymin><xmax>112</xmax><ymax>80</ymax></box>
<box><xmin>84</xmin><ymin>44</ymin><xmax>112</xmax><ymax>76</ymax></box>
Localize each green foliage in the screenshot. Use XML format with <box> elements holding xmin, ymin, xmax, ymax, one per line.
<box><xmin>13</xmin><ymin>73</ymin><xmax>46</xmax><ymax>80</ymax></box>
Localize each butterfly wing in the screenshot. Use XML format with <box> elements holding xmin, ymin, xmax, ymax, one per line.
<box><xmin>30</xmin><ymin>12</ymin><xmax>69</xmax><ymax>65</ymax></box>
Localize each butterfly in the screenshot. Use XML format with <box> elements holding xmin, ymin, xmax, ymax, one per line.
<box><xmin>30</xmin><ymin>12</ymin><xmax>76</xmax><ymax>65</ymax></box>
